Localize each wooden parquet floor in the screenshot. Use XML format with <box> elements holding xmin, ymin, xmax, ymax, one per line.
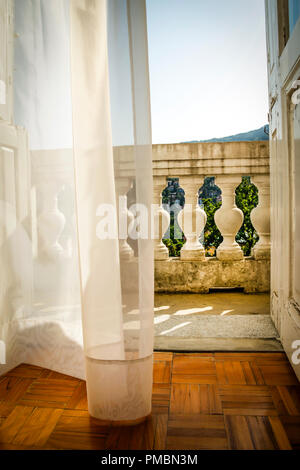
<box><xmin>0</xmin><ymin>352</ymin><xmax>299</xmax><ymax>450</ymax></box>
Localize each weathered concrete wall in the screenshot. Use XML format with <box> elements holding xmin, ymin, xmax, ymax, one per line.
<box><xmin>152</xmin><ymin>141</ymin><xmax>269</xmax><ymax>178</ymax></box>
<box><xmin>155</xmin><ymin>258</ymin><xmax>270</xmax><ymax>293</ymax></box>
<box><xmin>114</xmin><ymin>141</ymin><xmax>269</xmax><ymax>180</ymax></box>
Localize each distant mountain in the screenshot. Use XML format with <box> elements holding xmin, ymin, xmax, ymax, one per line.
<box><xmin>184</xmin><ymin>125</ymin><xmax>269</xmax><ymax>143</ymax></box>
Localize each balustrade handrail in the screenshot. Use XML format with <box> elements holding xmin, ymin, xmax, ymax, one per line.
<box><xmin>113</xmin><ymin>141</ymin><xmax>269</xmax><ymax>177</ymax></box>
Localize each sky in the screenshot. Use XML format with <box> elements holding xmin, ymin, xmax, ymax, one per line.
<box><xmin>146</xmin><ymin>0</ymin><xmax>269</xmax><ymax>144</ymax></box>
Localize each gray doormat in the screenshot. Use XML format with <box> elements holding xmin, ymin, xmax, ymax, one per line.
<box><xmin>154</xmin><ymin>314</ymin><xmax>283</xmax><ymax>352</ymax></box>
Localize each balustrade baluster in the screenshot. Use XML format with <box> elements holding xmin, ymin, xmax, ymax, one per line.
<box><xmin>37</xmin><ymin>181</ymin><xmax>66</xmax><ymax>259</ymax></box>
<box><xmin>115</xmin><ymin>179</ymin><xmax>134</xmax><ymax>261</ymax></box>
<box><xmin>250</xmin><ymin>175</ymin><xmax>271</xmax><ymax>259</ymax></box>
<box><xmin>214</xmin><ymin>176</ymin><xmax>244</xmax><ymax>260</ymax></box>
<box><xmin>177</xmin><ymin>180</ymin><xmax>207</xmax><ymax>260</ymax></box>
<box><xmin>153</xmin><ymin>181</ymin><xmax>170</xmax><ymax>260</ymax></box>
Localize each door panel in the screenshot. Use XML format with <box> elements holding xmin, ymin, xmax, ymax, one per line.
<box><xmin>0</xmin><ymin>0</ymin><xmax>13</xmax><ymax>122</ymax></box>
<box><xmin>281</xmin><ymin>93</ymin><xmax>300</xmax><ymax>380</ymax></box>
<box><xmin>293</xmin><ymin>100</ymin><xmax>300</xmax><ymax>306</ymax></box>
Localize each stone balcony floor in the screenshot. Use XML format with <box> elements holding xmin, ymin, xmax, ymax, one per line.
<box><xmin>154</xmin><ymin>292</ymin><xmax>282</xmax><ymax>352</ymax></box>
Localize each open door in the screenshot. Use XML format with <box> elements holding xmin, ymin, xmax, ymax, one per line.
<box><xmin>0</xmin><ymin>0</ymin><xmax>31</xmax><ymax>374</ymax></box>
<box><xmin>281</xmin><ymin>85</ymin><xmax>300</xmax><ymax>378</ymax></box>
<box><xmin>265</xmin><ymin>0</ymin><xmax>300</xmax><ymax>380</ymax></box>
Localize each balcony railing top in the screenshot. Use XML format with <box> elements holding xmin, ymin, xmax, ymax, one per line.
<box><xmin>113</xmin><ymin>141</ymin><xmax>269</xmax><ymax>179</ymax></box>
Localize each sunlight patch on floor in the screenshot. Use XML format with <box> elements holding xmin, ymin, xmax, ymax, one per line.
<box><xmin>174</xmin><ymin>306</ymin><xmax>213</xmax><ymax>316</ymax></box>
<box><xmin>154</xmin><ymin>314</ymin><xmax>170</xmax><ymax>324</ymax></box>
<box><xmin>220</xmin><ymin>309</ymin><xmax>234</xmax><ymax>316</ymax></box>
<box><xmin>159</xmin><ymin>322</ymin><xmax>191</xmax><ymax>336</ymax></box>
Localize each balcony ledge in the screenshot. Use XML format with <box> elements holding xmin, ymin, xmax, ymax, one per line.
<box><xmin>155</xmin><ymin>256</ymin><xmax>270</xmax><ymax>293</ymax></box>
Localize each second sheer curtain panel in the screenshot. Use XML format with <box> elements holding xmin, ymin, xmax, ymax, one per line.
<box><xmin>12</xmin><ymin>0</ymin><xmax>154</xmax><ymax>421</ymax></box>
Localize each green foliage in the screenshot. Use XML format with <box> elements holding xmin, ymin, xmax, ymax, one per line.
<box><xmin>235</xmin><ymin>176</ymin><xmax>259</xmax><ymax>256</ymax></box>
<box><xmin>202</xmin><ymin>198</ymin><xmax>222</xmax><ymax>257</ymax></box>
<box><xmin>163</xmin><ymin>237</ymin><xmax>185</xmax><ymax>257</ymax></box>
<box><xmin>162</xmin><ymin>210</ymin><xmax>185</xmax><ymax>257</ymax></box>
<box><xmin>162</xmin><ymin>176</ymin><xmax>259</xmax><ymax>258</ymax></box>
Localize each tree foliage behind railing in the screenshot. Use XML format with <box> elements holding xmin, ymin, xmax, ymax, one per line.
<box><xmin>162</xmin><ymin>176</ymin><xmax>258</xmax><ymax>257</ymax></box>
<box><xmin>235</xmin><ymin>176</ymin><xmax>259</xmax><ymax>256</ymax></box>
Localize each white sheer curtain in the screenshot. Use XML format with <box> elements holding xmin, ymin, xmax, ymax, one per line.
<box><xmin>0</xmin><ymin>0</ymin><xmax>154</xmax><ymax>422</ymax></box>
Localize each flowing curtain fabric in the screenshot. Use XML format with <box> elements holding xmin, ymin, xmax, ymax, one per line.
<box><xmin>1</xmin><ymin>0</ymin><xmax>154</xmax><ymax>421</ymax></box>
<box><xmin>70</xmin><ymin>0</ymin><xmax>154</xmax><ymax>420</ymax></box>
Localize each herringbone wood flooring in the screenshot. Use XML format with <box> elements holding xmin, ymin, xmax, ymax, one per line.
<box><xmin>0</xmin><ymin>352</ymin><xmax>299</xmax><ymax>450</ymax></box>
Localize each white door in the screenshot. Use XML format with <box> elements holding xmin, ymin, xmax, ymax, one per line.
<box><xmin>281</xmin><ymin>89</ymin><xmax>300</xmax><ymax>380</ymax></box>
<box><xmin>0</xmin><ymin>0</ymin><xmax>31</xmax><ymax>372</ymax></box>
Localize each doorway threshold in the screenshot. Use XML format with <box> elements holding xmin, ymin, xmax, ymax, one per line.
<box><xmin>154</xmin><ymin>336</ymin><xmax>283</xmax><ymax>352</ymax></box>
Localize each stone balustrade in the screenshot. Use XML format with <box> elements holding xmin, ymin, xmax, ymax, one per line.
<box><xmin>31</xmin><ymin>149</ymin><xmax>81</xmax><ymax>305</ymax></box>
<box><xmin>114</xmin><ymin>140</ymin><xmax>270</xmax><ymax>293</ymax></box>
